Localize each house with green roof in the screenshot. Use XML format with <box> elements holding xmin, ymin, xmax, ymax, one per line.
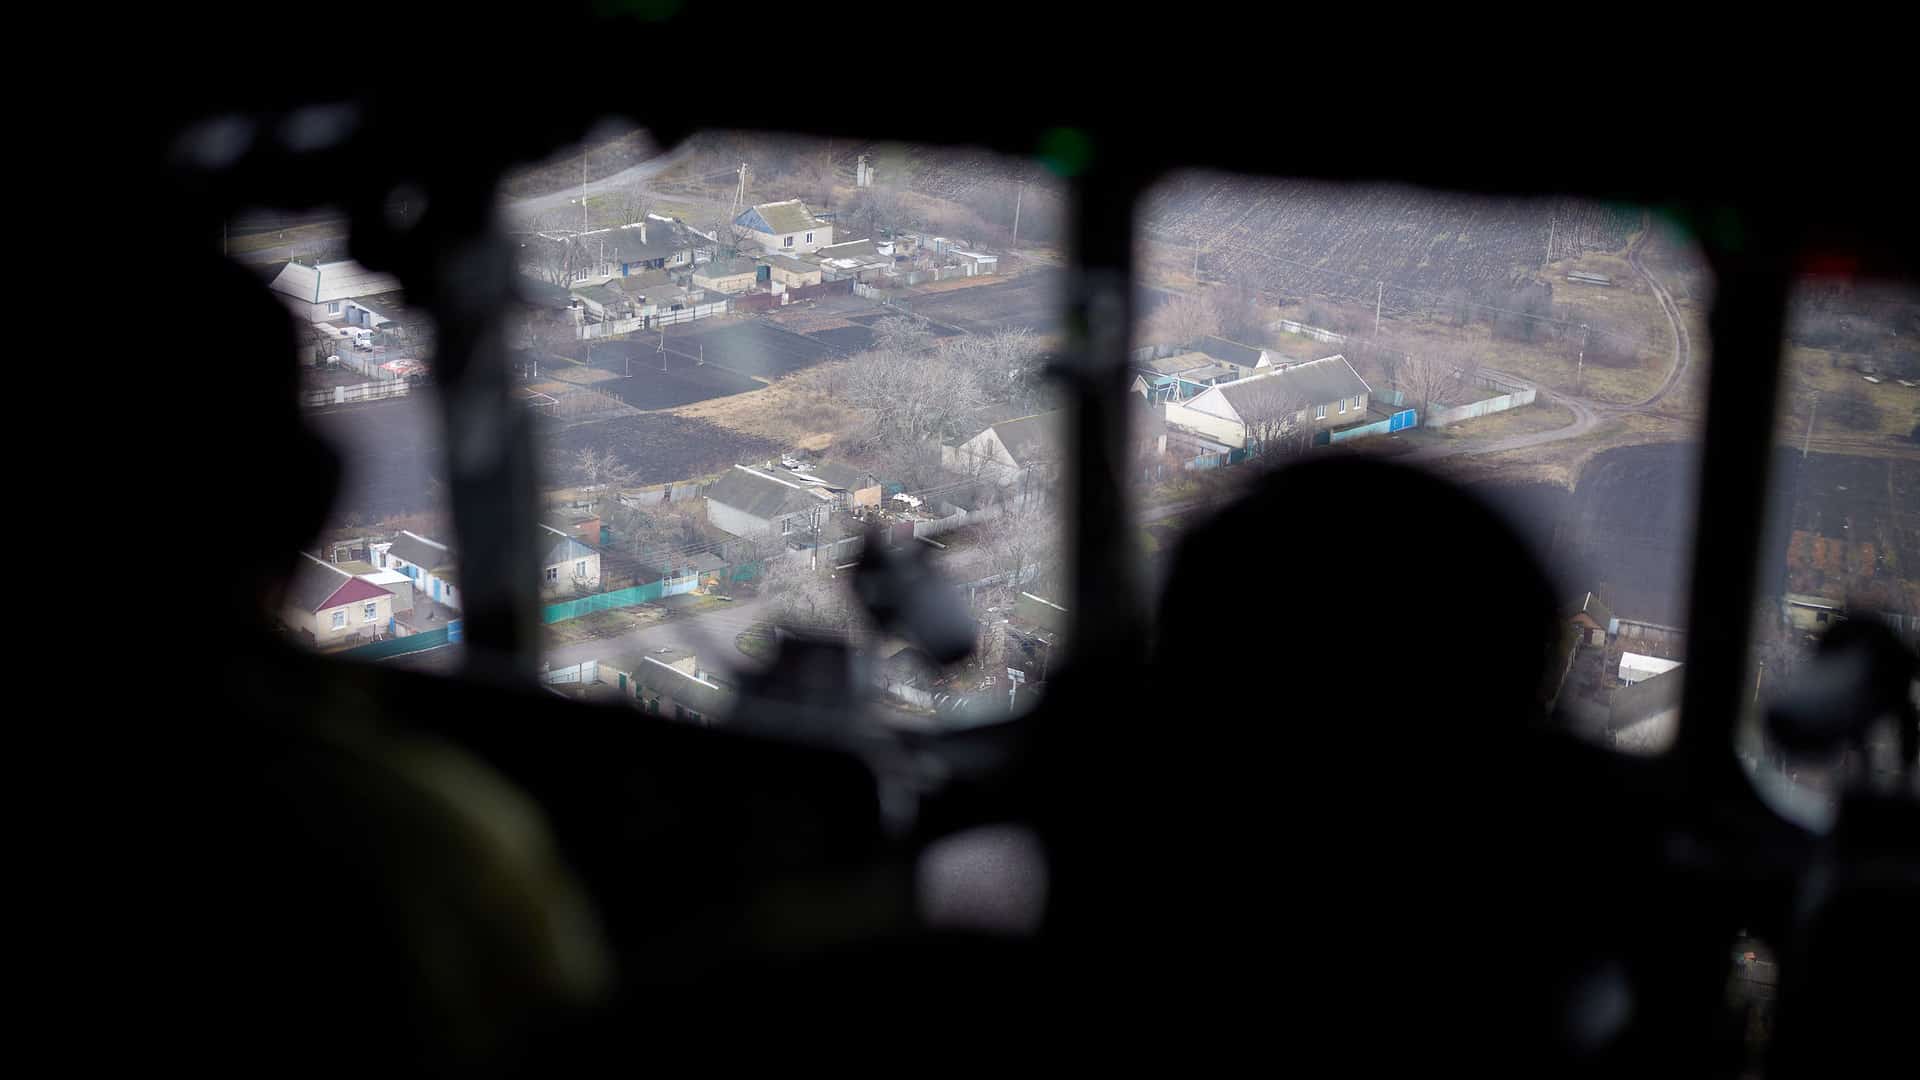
<box><xmin>733</xmin><ymin>199</ymin><xmax>833</xmax><ymax>255</ymax></box>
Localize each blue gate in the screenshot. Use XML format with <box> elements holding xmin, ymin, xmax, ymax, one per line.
<box><xmin>1388</xmin><ymin>408</ymin><xmax>1418</xmax><ymax>432</ymax></box>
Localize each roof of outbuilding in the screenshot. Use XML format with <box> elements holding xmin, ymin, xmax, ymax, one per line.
<box><xmin>763</xmin><ymin>253</ymin><xmax>816</xmax><ymax>274</ymax></box>
<box><xmin>704</xmin><ymin>465</ymin><xmax>832</xmax><ymax>521</ymax></box>
<box><xmin>269</xmin><ymin>259</ymin><xmax>403</xmax><ymax>305</ymax></box>
<box><xmin>388</xmin><ymin>530</ymin><xmax>454</xmax><ymax>572</ymax></box>
<box><xmin>695</xmin><ymin>258</ymin><xmax>759</xmax><ymax>279</ymax></box>
<box><xmin>1193</xmin><ymin>335</ymin><xmax>1267</xmax><ymax>369</ymax></box>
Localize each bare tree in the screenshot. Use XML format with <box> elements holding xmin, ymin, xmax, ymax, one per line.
<box><xmin>1147</xmin><ymin>291</ymin><xmax>1221</xmax><ymax>346</ymax></box>
<box><xmin>1227</xmin><ymin>375</ymin><xmax>1309</xmax><ymax>462</ymax></box>
<box><xmin>981</xmin><ymin>501</ymin><xmax>1062</xmax><ymax>594</ymax></box>
<box><xmin>611</xmin><ymin>187</ymin><xmax>653</xmax><ymax>229</ymax></box>
<box><xmin>873</xmin><ymin>315</ymin><xmax>935</xmax><ymax>354</ymax></box>
<box><xmin>763</xmin><ymin>557</ymin><xmax>865</xmax><ymax>637</ymax></box>
<box><xmin>573</xmin><ymin>448</ymin><xmax>640</xmax><ymax>515</ymax></box>
<box><xmin>1398</xmin><ymin>344</ymin><xmax>1481</xmax><ymax>418</ymax></box>
<box><xmin>843</xmin><ymin>347</ymin><xmax>991</xmax><ymax>449</ymax></box>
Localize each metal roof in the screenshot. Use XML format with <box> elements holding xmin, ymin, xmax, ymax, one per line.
<box><xmin>388</xmin><ymin>530</ymin><xmax>453</xmax><ymax>572</ymax></box>
<box><xmin>741</xmin><ymin>199</ymin><xmax>821</xmax><ymax>235</ymax></box>
<box><xmin>269</xmin><ymin>259</ymin><xmax>402</xmax><ymax>305</ymax></box>
<box><xmin>1213</xmin><ymin>355</ymin><xmax>1370</xmax><ymax>415</ymax></box>
<box><xmin>289</xmin><ymin>552</ymin><xmax>391</xmax><ymax>613</ymax></box>
<box><xmin>705</xmin><ymin>465</ymin><xmax>832</xmax><ymax>522</ymax></box>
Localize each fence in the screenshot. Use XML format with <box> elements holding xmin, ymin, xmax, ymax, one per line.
<box><xmin>1424</xmin><ymin>386</ymin><xmax>1537</xmax><ymax>428</ymax></box>
<box><xmin>302</xmin><ymin>379</ymin><xmax>413</xmax><ymax>408</ymax></box>
<box><xmin>1266</xmin><ymin>318</ymin><xmax>1348</xmax><ymax>344</ymax></box>
<box><xmin>785</xmin><ymin>279</ymin><xmax>854</xmax><ymax>302</ymax></box>
<box><xmin>1328</xmin><ymin>409</ymin><xmax>1419</xmax><ymax>443</ymax></box>
<box><xmin>577</xmin><ymin>301</ymin><xmax>728</xmax><ymax>339</ymax></box>
<box><xmin>546</xmin><ymin>659</ymin><xmax>599</xmax><ymax>685</ymax></box>
<box><xmin>337</xmin><ymin>620</ymin><xmax>460</xmax><ymax>661</ymax></box>
<box><xmin>539</xmin><ymin>561</ymin><xmax>764</xmax><ymax>625</ymax></box>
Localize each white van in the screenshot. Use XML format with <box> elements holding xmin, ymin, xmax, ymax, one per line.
<box><xmin>351</xmin><ymin>328</ymin><xmax>376</xmax><ymax>350</ymax></box>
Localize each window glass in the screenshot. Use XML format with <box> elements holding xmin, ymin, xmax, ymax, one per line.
<box><xmin>512</xmin><ymin>129</ymin><xmax>1065</xmax><ymax>726</ymax></box>
<box><xmin>1134</xmin><ymin>176</ymin><xmax>1713</xmax><ymax>755</ymax></box>
<box><xmin>1743</xmin><ymin>277</ymin><xmax>1920</xmax><ymax>823</ymax></box>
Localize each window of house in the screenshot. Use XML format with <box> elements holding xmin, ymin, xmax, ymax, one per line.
<box><xmin>363</xmin><ymin>602</ymin><xmax>378</xmax><ymax>622</ymax></box>
<box><xmin>784</xmin><ymin>236</ymin><xmax>794</xmax><ymax>248</ymax></box>
<box><xmin>783</xmin><ymin>517</ymin><xmax>793</xmax><ymax>534</ymax></box>
<box><xmin>1315</xmin><ymin>404</ymin><xmax>1327</xmax><ymax>419</ymax></box>
<box><xmin>805</xmin><ymin>232</ymin><xmax>813</xmax><ymax>243</ymax></box>
<box><xmin>575</xmin><ymin>560</ymin><xmax>587</xmax><ymax>577</ymax></box>
<box><xmin>1338</xmin><ymin>399</ymin><xmax>1347</xmax><ymax>414</ymax></box>
<box><xmin>327</xmin><ymin>301</ymin><xmax>340</xmax><ymax>314</ymax></box>
<box><xmin>545</xmin><ymin>566</ymin><xmax>558</xmax><ymax>582</ymax></box>
<box><xmin>331</xmin><ymin>610</ymin><xmax>346</xmax><ymax>629</ymax></box>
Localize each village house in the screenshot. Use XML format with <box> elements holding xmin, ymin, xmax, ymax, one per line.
<box><xmin>384</xmin><ymin>530</ymin><xmax>461</xmax><ymax>609</ymax></box>
<box><xmin>283</xmin><ymin>552</ymin><xmax>395</xmax><ymax>647</ymax></box>
<box><xmin>691</xmin><ymin>258</ymin><xmax>761</xmax><ymax>295</ymax></box>
<box><xmin>943</xmin><ymin>411</ymin><xmax>1067</xmax><ymax>490</ymax></box>
<box><xmin>733</xmin><ymin>199</ymin><xmax>832</xmax><ymax>255</ymax></box>
<box><xmin>538</xmin><ymin>523</ymin><xmax>601</xmax><ymax>595</ymax></box>
<box><xmin>519</xmin><ymin>218</ymin><xmax>713</xmax><ymax>288</ymax></box>
<box><xmin>269</xmin><ymin>259</ymin><xmax>403</xmax><ymax>325</ymax></box>
<box><xmin>1782</xmin><ymin>592</ymin><xmax>1844</xmax><ymax>633</ymax></box>
<box><xmin>1571</xmin><ymin>590</ymin><xmax>1616</xmax><ymax>646</ymax></box>
<box><xmin>629</xmin><ymin>647</ymin><xmax>727</xmax><ymax>725</ymax></box>
<box><xmin>703</xmin><ymin>464</ymin><xmax>836</xmax><ymax>539</ymax></box>
<box><xmin>763</xmin><ymin>253</ymin><xmax>822</xmax><ymax>289</ymax></box>
<box><xmin>1163</xmin><ymin>355</ymin><xmax>1371</xmax><ymax>452</ymax></box>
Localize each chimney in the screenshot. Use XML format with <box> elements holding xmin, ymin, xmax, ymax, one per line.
<box><xmin>640</xmin><ymin>222</ymin><xmax>647</xmax><ymax>244</ymax></box>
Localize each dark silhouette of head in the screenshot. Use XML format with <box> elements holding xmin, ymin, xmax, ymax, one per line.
<box><xmin>173</xmin><ymin>252</ymin><xmax>343</xmax><ymax>629</ymax></box>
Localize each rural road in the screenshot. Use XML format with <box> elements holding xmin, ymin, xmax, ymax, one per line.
<box><xmin>542</xmin><ymin>591</ymin><xmax>776</xmax><ymax>682</ymax></box>
<box><xmin>507</xmin><ymin>142</ymin><xmax>696</xmax><ymax>218</ymax></box>
<box><xmin>229</xmin><ymin>143</ymin><xmax>698</xmax><ymax>266</ymax></box>
<box><xmin>1405</xmin><ymin>215</ymin><xmax>1686</xmax><ymax>465</ymax></box>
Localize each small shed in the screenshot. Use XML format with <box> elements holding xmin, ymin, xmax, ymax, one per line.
<box><xmin>1619</xmin><ymin>651</ymin><xmax>1683</xmax><ymax>686</ymax></box>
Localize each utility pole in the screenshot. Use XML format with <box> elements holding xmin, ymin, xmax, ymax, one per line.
<box><xmin>1546</xmin><ymin>213</ymin><xmax>1555</xmax><ymax>268</ymax></box>
<box><xmin>1804</xmin><ymin>392</ymin><xmax>1819</xmax><ymax>459</ymax></box>
<box><xmin>1374</xmin><ymin>282</ymin><xmax>1383</xmax><ymax>340</ymax></box>
<box><xmin>1577</xmin><ymin>323</ymin><xmax>1589</xmax><ymax>395</ymax></box>
<box><xmin>1010</xmin><ymin>181</ymin><xmax>1024</xmax><ymax>248</ymax></box>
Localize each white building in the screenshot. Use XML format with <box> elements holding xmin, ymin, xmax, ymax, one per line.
<box><xmin>1618</xmin><ymin>651</ymin><xmax>1683</xmax><ymax>686</ymax></box>
<box><xmin>732</xmin><ymin>200</ymin><xmax>833</xmax><ymax>255</ymax></box>
<box><xmin>268</xmin><ymin>259</ymin><xmax>403</xmax><ymax>324</ymax></box>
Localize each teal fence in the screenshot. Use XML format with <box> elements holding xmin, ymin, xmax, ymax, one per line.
<box><xmin>542</xmin><ymin>581</ymin><xmax>664</xmax><ymax>624</ymax></box>
<box><xmin>339</xmin><ymin>622</ymin><xmax>456</xmax><ymax>661</ymax></box>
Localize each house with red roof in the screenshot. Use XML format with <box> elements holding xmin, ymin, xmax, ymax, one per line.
<box><xmin>283</xmin><ymin>551</ymin><xmax>395</xmax><ymax>647</ymax></box>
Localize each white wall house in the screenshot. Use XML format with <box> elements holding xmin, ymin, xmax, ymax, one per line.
<box><xmin>942</xmin><ymin>411</ymin><xmax>1066</xmax><ymax>488</ymax></box>
<box><xmin>385</xmin><ymin>529</ymin><xmax>460</xmax><ymax>610</ymax></box>
<box><xmin>268</xmin><ymin>259</ymin><xmax>403</xmax><ymax>324</ymax></box>
<box><xmin>1163</xmin><ymin>356</ymin><xmax>1371</xmax><ymax>449</ymax></box>
<box><xmin>703</xmin><ymin>465</ymin><xmax>835</xmax><ymax>539</ymax></box>
<box><xmin>538</xmin><ymin>524</ymin><xmax>601</xmax><ymax>595</ymax></box>
<box><xmin>733</xmin><ymin>200</ymin><xmax>833</xmax><ymax>255</ymax></box>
